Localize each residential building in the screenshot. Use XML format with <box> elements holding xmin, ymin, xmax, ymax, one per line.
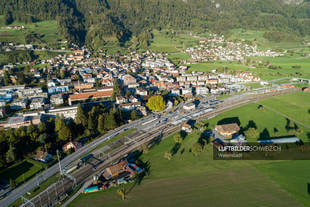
<box><xmin>48</xmin><ymin>86</ymin><xmax>69</xmax><ymax>95</ymax></box>
<box><xmin>63</xmin><ymin>141</ymin><xmax>82</xmax><ymax>152</ymax></box>
<box><xmin>68</xmin><ymin>88</ymin><xmax>113</xmax><ymax>105</ymax></box>
<box><xmin>215</xmin><ymin>123</ymin><xmax>240</xmax><ymax>138</ymax></box>
<box><xmin>30</xmin><ymin>97</ymin><xmax>46</xmax><ymax>110</ymax></box>
<box><xmin>123</xmin><ymin>74</ymin><xmax>136</xmax><ymax>86</ymax></box>
<box><xmin>183</xmin><ymin>103</ymin><xmax>196</xmax><ymax>111</ymax></box>
<box><xmin>10</xmin><ymin>98</ymin><xmax>28</xmax><ymax>110</ymax></box>
<box><xmin>50</xmin><ymin>94</ymin><xmax>64</xmax><ymax>105</ymax></box>
<box><xmin>33</xmin><ymin>151</ymin><xmax>53</xmax><ymax>163</ymax></box>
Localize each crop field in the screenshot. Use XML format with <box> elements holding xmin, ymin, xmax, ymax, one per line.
<box><xmin>69</xmin><ymin>92</ymin><xmax>310</xmax><ymax>207</ymax></box>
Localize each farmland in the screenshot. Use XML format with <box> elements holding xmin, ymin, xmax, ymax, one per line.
<box><xmin>69</xmin><ymin>92</ymin><xmax>310</xmax><ymax>207</ymax></box>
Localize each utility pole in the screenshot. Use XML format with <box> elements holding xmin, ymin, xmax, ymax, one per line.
<box><xmin>56</xmin><ymin>150</ymin><xmax>63</xmax><ymax>175</ymax></box>
<box><xmin>21</xmin><ymin>196</ymin><xmax>35</xmax><ymax>207</ymax></box>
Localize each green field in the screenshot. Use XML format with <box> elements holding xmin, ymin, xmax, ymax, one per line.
<box><xmin>69</xmin><ymin>92</ymin><xmax>310</xmax><ymax>207</ymax></box>
<box><xmin>0</xmin><ymin>159</ymin><xmax>45</xmax><ymax>185</ymax></box>
<box><xmin>256</xmin><ymin>160</ymin><xmax>310</xmax><ymax>207</ymax></box>
<box><xmin>149</xmin><ymin>30</ymin><xmax>202</xmax><ymax>53</ymax></box>
<box><xmin>0</xmin><ymin>15</ymin><xmax>65</xmax><ymax>47</ymax></box>
<box><xmin>167</xmin><ymin>52</ymin><xmax>190</xmax><ymax>65</ymax></box>
<box><xmin>204</xmin><ymin>92</ymin><xmax>310</xmax><ymax>142</ymax></box>
<box><xmin>228</xmin><ymin>29</ymin><xmax>307</xmax><ymax>50</ymax></box>
<box><xmin>186</xmin><ymin>54</ymin><xmax>310</xmax><ymax>80</ymax></box>
<box><xmin>259</xmin><ymin>92</ymin><xmax>310</xmax><ymax>126</ymax></box>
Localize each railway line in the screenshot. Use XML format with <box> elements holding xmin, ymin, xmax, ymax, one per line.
<box><xmin>19</xmin><ymin>87</ymin><xmax>300</xmax><ymax>207</ymax></box>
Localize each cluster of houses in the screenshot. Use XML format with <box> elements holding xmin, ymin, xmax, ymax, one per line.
<box><xmin>83</xmin><ymin>159</ymin><xmax>143</xmax><ymax>193</ymax></box>
<box><xmin>0</xmin><ymin>46</ymin><xmax>262</xmax><ymax>129</ymax></box>
<box><xmin>185</xmin><ymin>34</ymin><xmax>284</xmax><ymax>63</ymax></box>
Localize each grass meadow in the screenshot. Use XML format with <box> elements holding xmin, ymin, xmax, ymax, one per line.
<box><xmin>69</xmin><ymin>92</ymin><xmax>310</xmax><ymax>207</ymax></box>
<box><xmin>0</xmin><ymin>15</ymin><xmax>65</xmax><ymax>47</ymax></box>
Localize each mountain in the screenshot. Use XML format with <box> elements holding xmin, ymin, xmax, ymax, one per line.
<box><xmin>0</xmin><ymin>0</ymin><xmax>309</xmax><ymax>50</ymax></box>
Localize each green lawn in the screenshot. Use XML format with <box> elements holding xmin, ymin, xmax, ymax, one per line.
<box><xmin>256</xmin><ymin>160</ymin><xmax>310</xmax><ymax>207</ymax></box>
<box><xmin>0</xmin><ymin>16</ymin><xmax>65</xmax><ymax>47</ymax></box>
<box><xmin>0</xmin><ymin>159</ymin><xmax>45</xmax><ymax>185</ymax></box>
<box><xmin>70</xmin><ymin>129</ymin><xmax>309</xmax><ymax>207</ymax></box>
<box><xmin>228</xmin><ymin>29</ymin><xmax>307</xmax><ymax>50</ymax></box>
<box><xmin>187</xmin><ymin>61</ymin><xmax>249</xmax><ymax>72</ymax></box>
<box><xmin>149</xmin><ymin>30</ymin><xmax>201</xmax><ymax>53</ymax></box>
<box><xmin>167</xmin><ymin>52</ymin><xmax>190</xmax><ymax>65</ymax></box>
<box><xmin>259</xmin><ymin>91</ymin><xmax>310</xmax><ymax>127</ymax></box>
<box><xmin>69</xmin><ymin>92</ymin><xmax>310</xmax><ymax>207</ymax></box>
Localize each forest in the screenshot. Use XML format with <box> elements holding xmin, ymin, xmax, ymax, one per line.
<box><xmin>0</xmin><ymin>0</ymin><xmax>309</xmax><ymax>50</ymax></box>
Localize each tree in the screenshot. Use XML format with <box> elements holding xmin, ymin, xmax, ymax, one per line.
<box><xmin>146</xmin><ymin>95</ymin><xmax>165</xmax><ymax>111</ymax></box>
<box><xmin>9</xmin><ymin>178</ymin><xmax>15</xmax><ymax>189</ymax></box>
<box><xmin>130</xmin><ymin>110</ymin><xmax>138</xmax><ymax>120</ymax></box>
<box><xmin>27</xmin><ymin>125</ymin><xmax>38</xmax><ymax>142</ymax></box>
<box><xmin>104</xmin><ymin>112</ymin><xmax>117</xmax><ymax>130</ymax></box>
<box><xmin>38</xmin><ymin>122</ymin><xmax>47</xmax><ymax>133</ymax></box>
<box><xmin>55</xmin><ymin>115</ymin><xmax>65</xmax><ymax>132</ymax></box>
<box><xmin>38</xmin><ymin>133</ymin><xmax>48</xmax><ymax>146</ymax></box>
<box><xmin>75</xmin><ymin>104</ymin><xmax>87</xmax><ymax>127</ymax></box>
<box><xmin>58</xmin><ymin>124</ymin><xmax>73</xmax><ymax>141</ymax></box>
<box><xmin>87</xmin><ymin>113</ymin><xmax>97</xmax><ymax>134</ymax></box>
<box><xmin>117</xmin><ymin>187</ymin><xmax>127</xmax><ymax>200</ymax></box>
<box><xmin>4</xmin><ymin>11</ymin><xmax>13</xmax><ymax>25</ymax></box>
<box><xmin>173</xmin><ymin>133</ymin><xmax>182</xmax><ymax>143</ymax></box>
<box><xmin>97</xmin><ymin>115</ymin><xmax>105</xmax><ymax>134</ymax></box>
<box><xmin>164</xmin><ymin>152</ymin><xmax>172</xmax><ymax>160</ymax></box>
<box><xmin>6</xmin><ymin>145</ymin><xmax>16</xmax><ymax>163</ymax></box>
<box><xmin>243</xmin><ymin>128</ymin><xmax>259</xmax><ymax>139</ymax></box>
<box><xmin>3</xmin><ymin>71</ymin><xmax>11</xmax><ymax>86</ymax></box>
<box><xmin>192</xmin><ymin>142</ymin><xmax>203</xmax><ymax>156</ymax></box>
<box><xmin>112</xmin><ymin>79</ymin><xmax>121</xmax><ymax>100</ymax></box>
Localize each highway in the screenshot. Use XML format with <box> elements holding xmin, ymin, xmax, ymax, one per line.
<box><xmin>0</xmin><ymin>86</ymin><xmax>299</xmax><ymax>207</ymax></box>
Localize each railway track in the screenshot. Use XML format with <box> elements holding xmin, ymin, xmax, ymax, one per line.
<box><xmin>20</xmin><ymin>87</ymin><xmax>300</xmax><ymax>207</ymax></box>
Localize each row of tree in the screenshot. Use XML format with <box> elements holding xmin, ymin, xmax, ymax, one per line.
<box><xmin>0</xmin><ymin>103</ymin><xmax>140</xmax><ymax>169</ymax></box>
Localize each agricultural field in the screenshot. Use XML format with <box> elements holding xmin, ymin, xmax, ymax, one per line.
<box><xmin>69</xmin><ymin>92</ymin><xmax>310</xmax><ymax>207</ymax></box>
<box><xmin>0</xmin><ymin>15</ymin><xmax>65</xmax><ymax>47</ymax></box>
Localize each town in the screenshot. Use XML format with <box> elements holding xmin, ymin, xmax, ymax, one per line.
<box><xmin>0</xmin><ymin>33</ymin><xmax>309</xmax><ymax>207</ymax></box>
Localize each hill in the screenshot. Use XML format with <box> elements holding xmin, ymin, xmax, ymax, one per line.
<box><xmin>0</xmin><ymin>0</ymin><xmax>309</xmax><ymax>50</ymax></box>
